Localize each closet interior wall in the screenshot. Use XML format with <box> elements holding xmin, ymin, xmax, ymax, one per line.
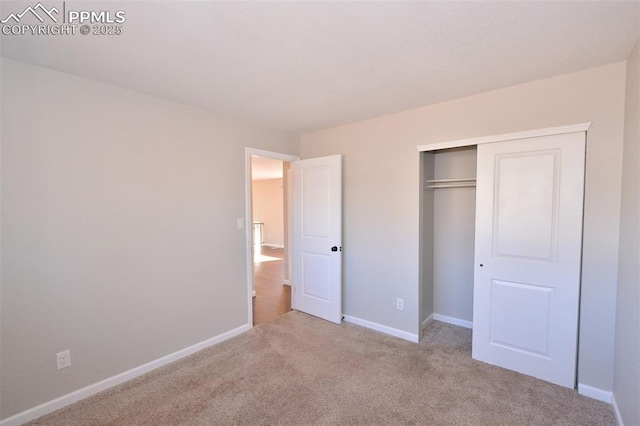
<box><xmin>421</xmin><ymin>146</ymin><xmax>477</xmax><ymax>329</ymax></box>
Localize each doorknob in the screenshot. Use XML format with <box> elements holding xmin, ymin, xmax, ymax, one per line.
<box><xmin>331</xmin><ymin>246</ymin><xmax>338</xmax><ymax>252</ymax></box>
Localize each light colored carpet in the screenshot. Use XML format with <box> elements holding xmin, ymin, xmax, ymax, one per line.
<box><xmin>28</xmin><ymin>311</ymin><xmax>615</xmax><ymax>425</ymax></box>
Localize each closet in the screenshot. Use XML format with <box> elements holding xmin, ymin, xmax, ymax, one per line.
<box><xmin>419</xmin><ymin>123</ymin><xmax>589</xmax><ymax>389</ymax></box>
<box><xmin>421</xmin><ymin>146</ymin><xmax>477</xmax><ymax>329</ymax></box>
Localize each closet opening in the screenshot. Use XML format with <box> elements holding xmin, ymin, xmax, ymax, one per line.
<box><xmin>420</xmin><ymin>146</ymin><xmax>477</xmax><ymax>333</ymax></box>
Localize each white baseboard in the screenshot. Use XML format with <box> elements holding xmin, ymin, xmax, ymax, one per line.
<box><xmin>578</xmin><ymin>383</ymin><xmax>612</xmax><ymax>403</ymax></box>
<box><xmin>421</xmin><ymin>313</ymin><xmax>434</xmax><ymax>329</ymax></box>
<box><xmin>611</xmin><ymin>393</ymin><xmax>624</xmax><ymax>426</ymax></box>
<box><xmin>432</xmin><ymin>313</ymin><xmax>473</xmax><ymax>329</ymax></box>
<box><xmin>283</xmin><ymin>279</ymin><xmax>291</xmax><ymax>286</ymax></box>
<box><xmin>262</xmin><ymin>243</ymin><xmax>284</xmax><ymax>248</ymax></box>
<box><xmin>0</xmin><ymin>323</ymin><xmax>252</xmax><ymax>426</ymax></box>
<box><xmin>342</xmin><ymin>314</ymin><xmax>419</xmax><ymax>343</ymax></box>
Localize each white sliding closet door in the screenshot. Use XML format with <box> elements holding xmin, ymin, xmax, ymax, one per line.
<box><xmin>472</xmin><ymin>131</ymin><xmax>586</xmax><ymax>388</ymax></box>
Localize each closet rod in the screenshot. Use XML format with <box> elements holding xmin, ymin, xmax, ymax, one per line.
<box><xmin>426</xmin><ymin>183</ymin><xmax>476</xmax><ymax>190</ymax></box>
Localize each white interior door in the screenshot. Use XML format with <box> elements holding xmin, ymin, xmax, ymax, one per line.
<box><xmin>472</xmin><ymin>131</ymin><xmax>586</xmax><ymax>388</ymax></box>
<box><xmin>292</xmin><ymin>155</ymin><xmax>342</xmax><ymax>324</ymax></box>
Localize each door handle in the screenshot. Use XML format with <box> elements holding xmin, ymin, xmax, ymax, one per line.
<box><xmin>331</xmin><ymin>246</ymin><xmax>338</xmax><ymax>252</ymax></box>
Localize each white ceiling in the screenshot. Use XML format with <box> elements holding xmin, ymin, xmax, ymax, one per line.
<box><xmin>1</xmin><ymin>1</ymin><xmax>638</xmax><ymax>133</ymax></box>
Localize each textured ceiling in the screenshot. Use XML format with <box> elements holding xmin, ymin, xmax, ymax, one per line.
<box><xmin>1</xmin><ymin>1</ymin><xmax>638</xmax><ymax>133</ymax></box>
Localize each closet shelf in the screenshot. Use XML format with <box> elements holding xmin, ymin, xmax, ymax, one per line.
<box><xmin>425</xmin><ymin>178</ymin><xmax>476</xmax><ymax>183</ymax></box>
<box><xmin>425</xmin><ymin>177</ymin><xmax>476</xmax><ymax>190</ymax></box>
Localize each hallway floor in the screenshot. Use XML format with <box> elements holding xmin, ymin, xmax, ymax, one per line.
<box><xmin>252</xmin><ymin>245</ymin><xmax>291</xmax><ymax>325</ymax></box>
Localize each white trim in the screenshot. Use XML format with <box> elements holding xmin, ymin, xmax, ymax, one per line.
<box><xmin>417</xmin><ymin>122</ymin><xmax>591</xmax><ymax>152</ymax></box>
<box><xmin>421</xmin><ymin>313</ymin><xmax>434</xmax><ymax>329</ymax></box>
<box><xmin>611</xmin><ymin>393</ymin><xmax>624</xmax><ymax>426</ymax></box>
<box><xmin>245</xmin><ymin>148</ymin><xmax>300</xmax><ymax>162</ymax></box>
<box><xmin>0</xmin><ymin>324</ymin><xmax>251</xmax><ymax>426</ymax></box>
<box><xmin>245</xmin><ymin>148</ymin><xmax>299</xmax><ymax>328</ymax></box>
<box><xmin>285</xmin><ymin>170</ymin><xmax>294</xmax><ymax>301</ymax></box>
<box><xmin>343</xmin><ymin>315</ymin><xmax>419</xmax><ymax>343</ymax></box>
<box><xmin>577</xmin><ymin>383</ymin><xmax>612</xmax><ymax>403</ymax></box>
<box><xmin>432</xmin><ymin>313</ymin><xmax>473</xmax><ymax>329</ymax></box>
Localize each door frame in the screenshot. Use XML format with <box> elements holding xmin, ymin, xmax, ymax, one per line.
<box><xmin>417</xmin><ymin>122</ymin><xmax>591</xmax><ymax>152</ymax></box>
<box><xmin>244</xmin><ymin>148</ymin><xmax>300</xmax><ymax>327</ymax></box>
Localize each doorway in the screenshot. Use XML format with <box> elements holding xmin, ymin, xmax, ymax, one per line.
<box><xmin>251</xmin><ymin>156</ymin><xmax>291</xmax><ymax>325</ymax></box>
<box><xmin>245</xmin><ymin>148</ymin><xmax>299</xmax><ymax>327</ymax></box>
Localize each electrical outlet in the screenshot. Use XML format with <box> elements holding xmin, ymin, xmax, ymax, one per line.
<box><xmin>396</xmin><ymin>298</ymin><xmax>404</xmax><ymax>310</ymax></box>
<box><xmin>237</xmin><ymin>218</ymin><xmax>245</xmax><ymax>230</ymax></box>
<box><xmin>57</xmin><ymin>350</ymin><xmax>71</xmax><ymax>370</ymax></box>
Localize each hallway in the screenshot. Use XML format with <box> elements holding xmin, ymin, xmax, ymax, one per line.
<box><xmin>252</xmin><ymin>245</ymin><xmax>291</xmax><ymax>325</ymax></box>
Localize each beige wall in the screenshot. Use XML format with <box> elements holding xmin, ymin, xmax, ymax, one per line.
<box><xmin>613</xmin><ymin>38</ymin><xmax>639</xmax><ymax>425</ymax></box>
<box><xmin>301</xmin><ymin>62</ymin><xmax>627</xmax><ymax>392</ymax></box>
<box><xmin>252</xmin><ymin>178</ymin><xmax>285</xmax><ymax>247</ymax></box>
<box><xmin>0</xmin><ymin>59</ymin><xmax>298</xmax><ymax>419</ymax></box>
